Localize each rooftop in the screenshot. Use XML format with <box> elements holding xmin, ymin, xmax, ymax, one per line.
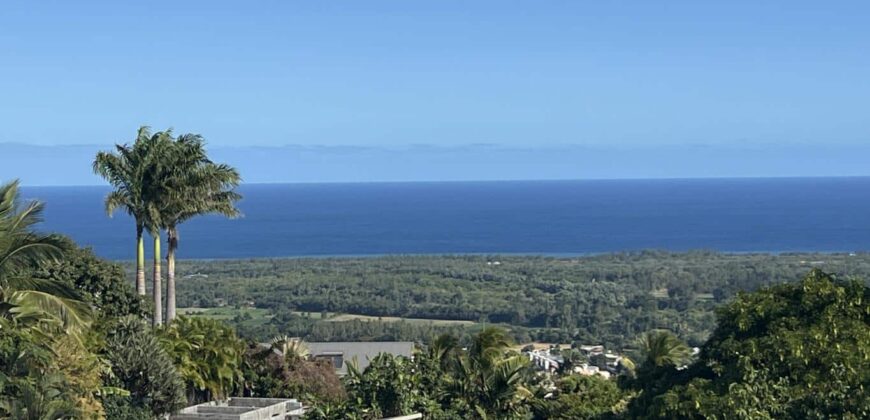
<box><xmin>307</xmin><ymin>341</ymin><xmax>415</xmax><ymax>376</ymax></box>
<box><xmin>170</xmin><ymin>398</ymin><xmax>303</xmax><ymax>420</ymax></box>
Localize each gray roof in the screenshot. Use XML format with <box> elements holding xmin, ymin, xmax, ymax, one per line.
<box><xmin>307</xmin><ymin>341</ymin><xmax>415</xmax><ymax>375</ymax></box>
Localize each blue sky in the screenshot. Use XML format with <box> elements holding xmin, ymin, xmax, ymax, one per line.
<box><xmin>1</xmin><ymin>1</ymin><xmax>869</xmax><ymax>183</ymax></box>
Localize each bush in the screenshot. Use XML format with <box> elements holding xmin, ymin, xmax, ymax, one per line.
<box><xmin>102</xmin><ymin>316</ymin><xmax>186</xmax><ymax>417</ymax></box>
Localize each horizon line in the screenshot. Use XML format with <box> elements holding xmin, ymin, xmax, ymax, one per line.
<box><xmin>17</xmin><ymin>174</ymin><xmax>870</xmax><ymax>189</ymax></box>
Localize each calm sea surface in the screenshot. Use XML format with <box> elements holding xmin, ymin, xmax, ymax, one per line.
<box><xmin>22</xmin><ymin>178</ymin><xmax>870</xmax><ymax>260</ymax></box>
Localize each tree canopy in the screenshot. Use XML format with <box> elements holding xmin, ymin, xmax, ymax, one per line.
<box><xmin>626</xmin><ymin>269</ymin><xmax>870</xmax><ymax>419</ymax></box>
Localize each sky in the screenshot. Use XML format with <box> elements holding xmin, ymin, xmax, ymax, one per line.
<box><xmin>1</xmin><ymin>1</ymin><xmax>869</xmax><ymax>184</ymax></box>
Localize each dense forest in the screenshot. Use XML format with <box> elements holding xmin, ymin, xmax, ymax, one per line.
<box><xmin>172</xmin><ymin>252</ymin><xmax>870</xmax><ymax>348</ymax></box>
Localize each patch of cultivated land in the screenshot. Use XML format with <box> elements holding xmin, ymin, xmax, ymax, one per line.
<box><xmin>326</xmin><ymin>313</ymin><xmax>476</xmax><ymax>325</ymax></box>
<box><xmin>178</xmin><ymin>307</ymin><xmax>475</xmax><ymax>326</ymax></box>
<box><xmin>178</xmin><ymin>307</ymin><xmax>272</xmax><ymax>320</ymax></box>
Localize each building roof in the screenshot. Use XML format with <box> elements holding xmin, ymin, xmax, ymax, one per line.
<box><xmin>307</xmin><ymin>341</ymin><xmax>415</xmax><ymax>375</ymax></box>
<box><xmin>171</xmin><ymin>398</ymin><xmax>303</xmax><ymax>420</ymax></box>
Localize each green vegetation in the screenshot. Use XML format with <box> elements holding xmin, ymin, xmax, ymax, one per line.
<box><xmin>102</xmin><ymin>316</ymin><xmax>186</xmax><ymax>418</ymax></box>
<box><xmin>93</xmin><ymin>126</ymin><xmax>154</xmax><ymax>297</ymax></box>
<box><xmin>531</xmin><ymin>375</ymin><xmax>627</xmax><ymax>419</ymax></box>
<box><xmin>307</xmin><ymin>327</ymin><xmax>549</xmax><ymax>420</ymax></box>
<box><xmin>172</xmin><ymin>252</ymin><xmax>870</xmax><ymax>349</ymax></box>
<box><xmin>0</xmin><ymin>180</ymin><xmax>118</xmax><ymax>418</ymax></box>
<box><xmin>159</xmin><ymin>316</ymin><xmax>245</xmax><ymax>403</ymax></box>
<box><xmin>0</xmin><ymin>177</ymin><xmax>250</xmax><ymax>418</ymax></box>
<box><xmin>245</xmin><ymin>336</ymin><xmax>345</xmax><ymax>404</ymax></box>
<box><xmin>623</xmin><ymin>269</ymin><xmax>870</xmax><ymax>419</ymax></box>
<box><xmin>0</xmin><ymin>181</ymin><xmax>92</xmax><ymax>335</ymax></box>
<box><xmin>304</xmin><ymin>268</ymin><xmax>870</xmax><ymax>420</ymax></box>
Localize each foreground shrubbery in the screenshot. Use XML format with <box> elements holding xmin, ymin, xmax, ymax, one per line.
<box><xmin>624</xmin><ymin>268</ymin><xmax>870</xmax><ymax>419</ymax></box>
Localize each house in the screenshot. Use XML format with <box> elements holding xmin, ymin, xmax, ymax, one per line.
<box><xmin>573</xmin><ymin>363</ymin><xmax>611</xmax><ymax>379</ymax></box>
<box><xmin>603</xmin><ymin>352</ymin><xmax>622</xmax><ymax>367</ymax></box>
<box><xmin>306</xmin><ymin>341</ymin><xmax>415</xmax><ymax>376</ymax></box>
<box><xmin>578</xmin><ymin>345</ymin><xmax>604</xmax><ymax>356</ymax></box>
<box><xmin>527</xmin><ymin>349</ymin><xmax>563</xmax><ymax>373</ymax></box>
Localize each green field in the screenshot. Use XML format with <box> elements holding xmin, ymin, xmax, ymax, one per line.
<box><xmin>178</xmin><ymin>306</ymin><xmax>272</xmax><ymax>320</ymax></box>
<box><xmin>178</xmin><ymin>307</ymin><xmax>475</xmax><ymax>328</ymax></box>
<box><xmin>326</xmin><ymin>313</ymin><xmax>476</xmax><ymax>326</ymax></box>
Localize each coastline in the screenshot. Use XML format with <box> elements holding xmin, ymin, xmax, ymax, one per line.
<box><xmin>111</xmin><ymin>249</ymin><xmax>868</xmax><ymax>263</ymax></box>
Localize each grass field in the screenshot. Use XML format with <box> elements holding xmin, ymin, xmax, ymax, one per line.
<box><xmin>178</xmin><ymin>306</ymin><xmax>272</xmax><ymax>320</ymax></box>
<box><xmin>326</xmin><ymin>313</ymin><xmax>476</xmax><ymax>325</ymax></box>
<box><xmin>178</xmin><ymin>307</ymin><xmax>476</xmax><ymax>326</ymax></box>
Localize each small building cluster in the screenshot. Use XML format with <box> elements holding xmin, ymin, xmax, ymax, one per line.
<box><xmin>526</xmin><ymin>343</ymin><xmax>625</xmax><ymax>379</ymax></box>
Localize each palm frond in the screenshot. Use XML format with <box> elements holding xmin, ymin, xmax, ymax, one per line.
<box><xmin>9</xmin><ymin>290</ymin><xmax>93</xmax><ymax>334</ymax></box>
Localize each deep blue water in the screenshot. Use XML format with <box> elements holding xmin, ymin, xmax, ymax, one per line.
<box><xmin>21</xmin><ymin>178</ymin><xmax>870</xmax><ymax>260</ymax></box>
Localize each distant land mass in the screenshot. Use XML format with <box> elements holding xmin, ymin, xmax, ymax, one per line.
<box><xmin>2</xmin><ymin>142</ymin><xmax>870</xmax><ymax>186</ymax></box>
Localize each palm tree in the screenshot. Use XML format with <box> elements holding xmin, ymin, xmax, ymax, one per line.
<box><xmin>429</xmin><ymin>333</ymin><xmax>459</xmax><ymax>371</ymax></box>
<box><xmin>638</xmin><ymin>330</ymin><xmax>692</xmax><ymax>368</ymax></box>
<box><xmin>450</xmin><ymin>327</ymin><xmax>533</xmax><ymax>419</ymax></box>
<box><xmin>270</xmin><ymin>334</ymin><xmax>310</xmax><ymax>361</ymax></box>
<box><xmin>468</xmin><ymin>326</ymin><xmax>514</xmax><ymax>369</ymax></box>
<box><xmin>146</xmin><ymin>130</ymin><xmax>177</xmax><ymax>327</ymax></box>
<box><xmin>93</xmin><ymin>126</ymin><xmax>157</xmax><ymax>296</ymax></box>
<box><xmin>159</xmin><ymin>316</ymin><xmax>245</xmax><ymax>403</ymax></box>
<box><xmin>155</xmin><ymin>134</ymin><xmax>240</xmax><ymax>322</ymax></box>
<box><xmin>0</xmin><ymin>374</ymin><xmax>80</xmax><ymax>420</ymax></box>
<box><xmin>0</xmin><ymin>180</ymin><xmax>91</xmax><ymax>334</ymax></box>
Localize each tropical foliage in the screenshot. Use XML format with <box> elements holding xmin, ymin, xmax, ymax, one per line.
<box><xmin>308</xmin><ymin>327</ymin><xmax>538</xmax><ymax>420</ymax></box>
<box><xmin>151</xmin><ymin>133</ymin><xmax>241</xmax><ymax>323</ymax></box>
<box><xmin>31</xmin><ymin>237</ymin><xmax>147</xmax><ymax>320</ymax></box>
<box><xmin>625</xmin><ymin>268</ymin><xmax>870</xmax><ymax>419</ymax></box>
<box><xmin>531</xmin><ymin>374</ymin><xmax>628</xmax><ymax>420</ymax></box>
<box><xmin>0</xmin><ymin>182</ymin><xmax>99</xmax><ymax>418</ymax></box>
<box><xmin>102</xmin><ymin>316</ymin><xmax>186</xmax><ymax>418</ymax></box>
<box><xmin>243</xmin><ymin>338</ymin><xmax>345</xmax><ymax>403</ymax></box>
<box><xmin>92</xmin><ymin>126</ymin><xmax>160</xmax><ymax>297</ymax></box>
<box><xmin>158</xmin><ymin>316</ymin><xmax>245</xmax><ymax>403</ymax></box>
<box><xmin>0</xmin><ymin>180</ymin><xmax>91</xmax><ymax>335</ymax></box>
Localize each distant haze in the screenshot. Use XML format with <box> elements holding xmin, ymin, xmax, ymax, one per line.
<box><xmin>2</xmin><ymin>142</ymin><xmax>869</xmax><ymax>186</ymax></box>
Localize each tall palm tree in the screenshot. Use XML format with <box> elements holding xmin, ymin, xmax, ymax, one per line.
<box><xmin>0</xmin><ymin>180</ymin><xmax>91</xmax><ymax>334</ymax></box>
<box><xmin>93</xmin><ymin>126</ymin><xmax>156</xmax><ymax>296</ymax></box>
<box><xmin>155</xmin><ymin>134</ymin><xmax>240</xmax><ymax>322</ymax></box>
<box><xmin>147</xmin><ymin>130</ymin><xmax>181</xmax><ymax>326</ymax></box>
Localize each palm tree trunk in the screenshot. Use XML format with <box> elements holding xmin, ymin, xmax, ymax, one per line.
<box><xmin>165</xmin><ymin>226</ymin><xmax>178</xmax><ymax>322</ymax></box>
<box><xmin>152</xmin><ymin>233</ymin><xmax>163</xmax><ymax>326</ymax></box>
<box><xmin>136</xmin><ymin>225</ymin><xmax>146</xmax><ymax>295</ymax></box>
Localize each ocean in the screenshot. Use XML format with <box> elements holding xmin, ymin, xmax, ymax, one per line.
<box><xmin>21</xmin><ymin>178</ymin><xmax>870</xmax><ymax>260</ymax></box>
